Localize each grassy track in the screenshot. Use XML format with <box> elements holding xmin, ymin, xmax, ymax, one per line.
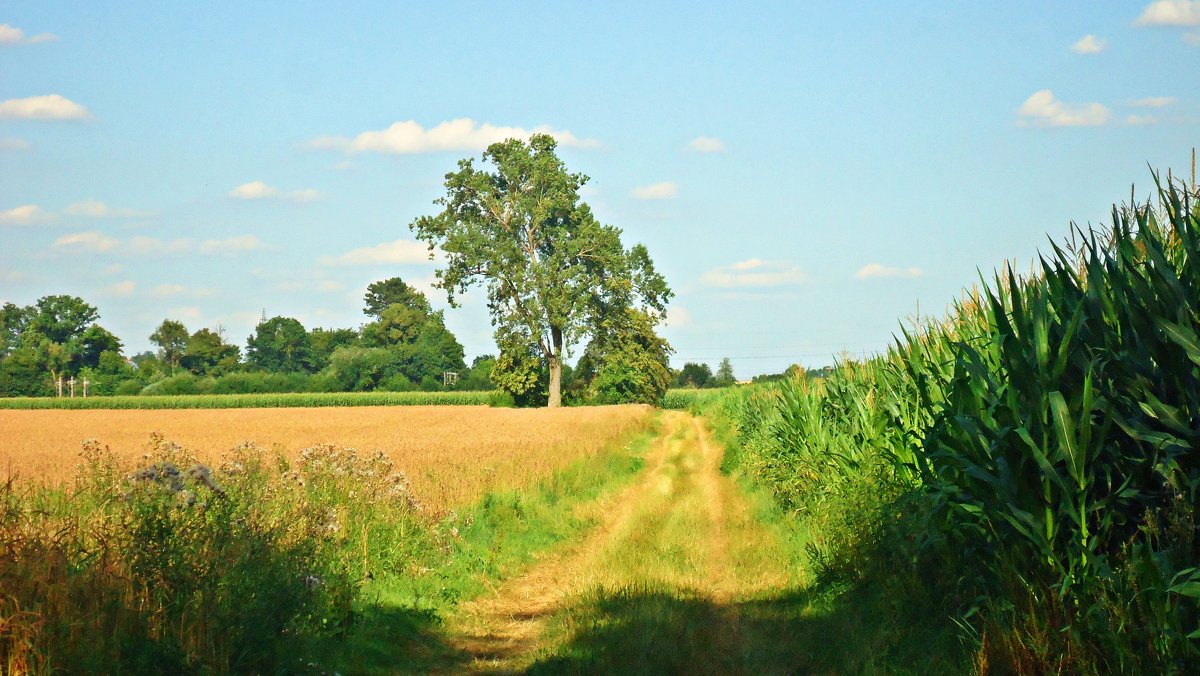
<box><xmin>428</xmin><ymin>412</ymin><xmax>805</xmax><ymax>673</ymax></box>
<box><xmin>414</xmin><ymin>410</ymin><xmax>964</xmax><ymax>674</ymax></box>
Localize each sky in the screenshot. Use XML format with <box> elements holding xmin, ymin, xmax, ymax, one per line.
<box><xmin>2</xmin><ymin>2</ymin><xmax>1198</xmax><ymax>378</ymax></box>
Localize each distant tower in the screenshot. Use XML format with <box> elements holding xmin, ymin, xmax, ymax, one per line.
<box><xmin>259</xmin><ymin>308</ymin><xmax>267</xmax><ymax>326</ymax></box>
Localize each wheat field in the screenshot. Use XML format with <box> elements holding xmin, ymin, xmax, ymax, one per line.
<box><xmin>0</xmin><ymin>404</ymin><xmax>653</xmax><ymax>510</ymax></box>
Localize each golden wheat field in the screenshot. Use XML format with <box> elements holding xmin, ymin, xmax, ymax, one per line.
<box><xmin>0</xmin><ymin>404</ymin><xmax>653</xmax><ymax>510</ymax></box>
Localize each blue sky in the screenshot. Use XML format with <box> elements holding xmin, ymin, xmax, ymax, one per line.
<box><xmin>2</xmin><ymin>2</ymin><xmax>1198</xmax><ymax>377</ymax></box>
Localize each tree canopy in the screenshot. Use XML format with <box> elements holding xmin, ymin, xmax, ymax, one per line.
<box><xmin>410</xmin><ymin>134</ymin><xmax>671</xmax><ymax>407</ymax></box>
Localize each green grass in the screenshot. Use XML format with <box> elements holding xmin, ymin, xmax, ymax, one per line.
<box><xmin>0</xmin><ymin>390</ymin><xmax>498</xmax><ymax>409</ymax></box>
<box><xmin>305</xmin><ymin>424</ymin><xmax>657</xmax><ymax>674</ymax></box>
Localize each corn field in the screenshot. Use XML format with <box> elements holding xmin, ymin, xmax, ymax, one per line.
<box><xmin>715</xmin><ymin>177</ymin><xmax>1200</xmax><ymax>672</ymax></box>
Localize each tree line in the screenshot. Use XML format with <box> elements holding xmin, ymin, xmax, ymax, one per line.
<box><xmin>0</xmin><ymin>278</ymin><xmax>487</xmax><ymax>398</ymax></box>
<box><xmin>3</xmin><ymin>134</ymin><xmax>688</xmax><ymax>406</ymax></box>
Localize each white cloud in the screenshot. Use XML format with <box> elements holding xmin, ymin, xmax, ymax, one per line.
<box><xmin>308</xmin><ymin>118</ymin><xmax>600</xmax><ymax>154</ymax></box>
<box><xmin>1129</xmin><ymin>96</ymin><xmax>1177</xmax><ymax>107</ymax></box>
<box><xmin>0</xmin><ymin>270</ymin><xmax>25</xmax><ymax>283</ymax></box>
<box><xmin>701</xmin><ymin>259</ymin><xmax>807</xmax><ymax>288</ymax></box>
<box><xmin>0</xmin><ymin>24</ymin><xmax>59</xmax><ymax>45</ymax></box>
<box><xmin>631</xmin><ymin>181</ymin><xmax>679</xmax><ymax>200</ymax></box>
<box><xmin>0</xmin><ymin>94</ymin><xmax>89</xmax><ymax>120</ymax></box>
<box><xmin>687</xmin><ymin>136</ymin><xmax>725</xmax><ymax>153</ymax></box>
<box><xmin>856</xmin><ymin>263</ymin><xmax>924</xmax><ymax>279</ymax></box>
<box><xmin>229</xmin><ymin>180</ymin><xmax>276</xmax><ymax>199</ymax></box>
<box><xmin>199</xmin><ymin>235</ymin><xmax>265</xmax><ymax>255</ymax></box>
<box><xmin>65</xmin><ymin>200</ymin><xmax>150</xmax><ymax>218</ymax></box>
<box><xmin>1018</xmin><ymin>90</ymin><xmax>1110</xmax><ymax>127</ymax></box>
<box><xmin>320</xmin><ymin>239</ymin><xmax>433</xmax><ymax>266</ymax></box>
<box><xmin>129</xmin><ymin>236</ymin><xmax>194</xmax><ymax>255</ymax></box>
<box><xmin>229</xmin><ymin>180</ymin><xmax>318</xmax><ymax>202</ymax></box>
<box><xmin>1</xmin><ymin>204</ymin><xmax>54</xmax><ymax>225</ymax></box>
<box><xmin>1124</xmin><ymin>114</ymin><xmax>1158</xmax><ymax>126</ymax></box>
<box><xmin>0</xmin><ymin>137</ymin><xmax>31</xmax><ymax>151</ymax></box>
<box><xmin>732</xmin><ymin>258</ymin><xmax>766</xmax><ymax>271</ymax></box>
<box><xmin>150</xmin><ymin>284</ymin><xmax>214</xmax><ymax>298</ymax></box>
<box><xmin>1135</xmin><ymin>1</ymin><xmax>1200</xmax><ymax>26</ymax></box>
<box><xmin>1071</xmin><ymin>35</ymin><xmax>1106</xmax><ymax>53</ymax></box>
<box><xmin>663</xmin><ymin>306</ymin><xmax>692</xmax><ymax>328</ymax></box>
<box><xmin>1186</xmin><ymin>30</ymin><xmax>1200</xmax><ymax>44</ymax></box>
<box><xmin>104</xmin><ymin>264</ymin><xmax>124</xmax><ymax>275</ymax></box>
<box><xmin>52</xmin><ymin>231</ymin><xmax>119</xmax><ymax>253</ymax></box>
<box><xmin>103</xmin><ymin>281</ymin><xmax>136</xmax><ymax>297</ymax></box>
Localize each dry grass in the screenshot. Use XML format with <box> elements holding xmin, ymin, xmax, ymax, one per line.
<box><xmin>0</xmin><ymin>404</ymin><xmax>652</xmax><ymax>511</ymax></box>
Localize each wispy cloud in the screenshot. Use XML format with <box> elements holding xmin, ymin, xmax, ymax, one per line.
<box><xmin>1129</xmin><ymin>96</ymin><xmax>1177</xmax><ymax>107</ymax></box>
<box><xmin>0</xmin><ymin>94</ymin><xmax>89</xmax><ymax>120</ymax></box>
<box><xmin>308</xmin><ymin>118</ymin><xmax>600</xmax><ymax>154</ymax></box>
<box><xmin>1125</xmin><ymin>114</ymin><xmax>1159</xmax><ymax>126</ymax></box>
<box><xmin>229</xmin><ymin>180</ymin><xmax>319</xmax><ymax>202</ymax></box>
<box><xmin>0</xmin><ymin>24</ymin><xmax>58</xmax><ymax>45</ymax></box>
<box><xmin>320</xmin><ymin>239</ymin><xmax>433</xmax><ymax>266</ymax></box>
<box><xmin>52</xmin><ymin>231</ymin><xmax>120</xmax><ymax>252</ymax></box>
<box><xmin>50</xmin><ymin>233</ymin><xmax>264</xmax><ymax>257</ymax></box>
<box><xmin>150</xmin><ymin>284</ymin><xmax>215</xmax><ymax>298</ymax></box>
<box><xmin>687</xmin><ymin>136</ymin><xmax>725</xmax><ymax>153</ymax></box>
<box><xmin>701</xmin><ymin>259</ymin><xmax>807</xmax><ymax>288</ymax></box>
<box><xmin>1071</xmin><ymin>34</ymin><xmax>1106</xmax><ymax>53</ymax></box>
<box><xmin>103</xmin><ymin>281</ymin><xmax>136</xmax><ymax>297</ymax></box>
<box><xmin>199</xmin><ymin>235</ymin><xmax>265</xmax><ymax>255</ymax></box>
<box><xmin>1018</xmin><ymin>90</ymin><xmax>1110</xmax><ymax>127</ymax></box>
<box><xmin>2</xmin><ymin>204</ymin><xmax>55</xmax><ymax>225</ymax></box>
<box><xmin>856</xmin><ymin>263</ymin><xmax>924</xmax><ymax>279</ymax></box>
<box><xmin>1135</xmin><ymin>1</ymin><xmax>1200</xmax><ymax>26</ymax></box>
<box><xmin>632</xmin><ymin>182</ymin><xmax>679</xmax><ymax>200</ymax></box>
<box><xmin>65</xmin><ymin>200</ymin><xmax>152</xmax><ymax>218</ymax></box>
<box><xmin>0</xmin><ymin>137</ymin><xmax>31</xmax><ymax>151</ymax></box>
<box><xmin>129</xmin><ymin>236</ymin><xmax>193</xmax><ymax>255</ymax></box>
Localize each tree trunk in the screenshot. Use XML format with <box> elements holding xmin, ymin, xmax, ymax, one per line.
<box><xmin>548</xmin><ymin>326</ymin><xmax>563</xmax><ymax>408</ymax></box>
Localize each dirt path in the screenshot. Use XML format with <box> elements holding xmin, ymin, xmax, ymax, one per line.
<box><xmin>440</xmin><ymin>411</ymin><xmax>803</xmax><ymax>674</ymax></box>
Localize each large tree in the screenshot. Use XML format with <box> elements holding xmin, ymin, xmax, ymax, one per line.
<box><xmin>410</xmin><ymin>134</ymin><xmax>670</xmax><ymax>407</ymax></box>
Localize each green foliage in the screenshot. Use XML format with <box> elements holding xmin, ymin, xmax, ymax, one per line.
<box><xmin>577</xmin><ymin>308</ymin><xmax>673</xmax><ymax>405</ymax></box>
<box><xmin>27</xmin><ymin>295</ymin><xmax>98</xmax><ymax>345</ymax></box>
<box><xmin>491</xmin><ymin>341</ymin><xmax>548</xmax><ymax>407</ymax></box>
<box><xmin>714</xmin><ymin>357</ymin><xmax>736</xmax><ymax>386</ymax></box>
<box><xmin>246</xmin><ymin>316</ymin><xmax>315</xmax><ymax>373</ymax></box>
<box><xmin>308</xmin><ymin>327</ymin><xmax>360</xmax><ymax>372</ymax></box>
<box><xmin>363</xmin><ymin>277</ymin><xmax>431</xmax><ymax>318</ymax></box>
<box><xmin>675</xmin><ymin>361</ymin><xmax>714</xmax><ymax>388</ymax></box>
<box><xmin>180</xmin><ymin>327</ymin><xmax>240</xmax><ymax>376</ymax></box>
<box><xmin>149</xmin><ymin>319</ymin><xmax>189</xmax><ymax>371</ymax></box>
<box><xmin>325</xmin><ymin>346</ymin><xmax>397</xmax><ymax>392</ymax></box>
